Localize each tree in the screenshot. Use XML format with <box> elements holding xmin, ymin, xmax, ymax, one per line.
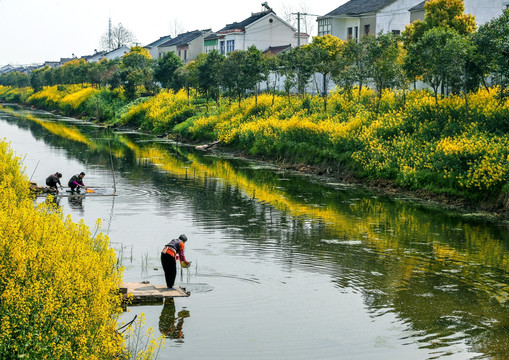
<box><xmin>219</xmin><ymin>47</ymin><xmax>265</xmax><ymax>107</ymax></box>
<box><xmin>331</xmin><ymin>39</ymin><xmax>358</xmax><ymax>97</ymax></box>
<box><xmin>154</xmin><ymin>51</ymin><xmax>183</xmax><ymax>90</ymax></box>
<box><xmin>221</xmin><ymin>50</ymin><xmax>248</xmax><ymax>106</ymax></box>
<box><xmin>278</xmin><ymin>50</ymin><xmax>298</xmax><ymax>102</ymax></box>
<box><xmin>100</xmin><ymin>22</ymin><xmax>137</xmax><ymax>51</ymax></box>
<box><xmin>263</xmin><ymin>54</ymin><xmax>281</xmax><ymax>105</ymax></box>
<box><xmin>402</xmin><ymin>0</ymin><xmax>476</xmax><ymax>48</ymax></box>
<box><xmin>308</xmin><ymin>34</ymin><xmax>344</xmax><ymax>110</ymax></box>
<box><xmin>473</xmin><ymin>9</ymin><xmax>509</xmax><ymax>98</ymax></box>
<box><xmin>176</xmin><ymin>61</ymin><xmax>199</xmax><ymax>104</ymax></box>
<box><xmin>407</xmin><ymin>27</ymin><xmax>473</xmax><ymax>103</ymax></box>
<box><xmin>244</xmin><ymin>46</ymin><xmax>265</xmax><ymax>105</ymax></box>
<box><xmin>30</xmin><ymin>66</ymin><xmax>51</xmax><ymax>91</ymax></box>
<box><xmin>120</xmin><ymin>46</ymin><xmax>154</xmax><ymax>100</ymax></box>
<box><xmin>0</xmin><ymin>72</ymin><xmax>30</xmax><ymax>87</ymax></box>
<box><xmin>197</xmin><ymin>50</ymin><xmax>224</xmax><ymax>108</ymax></box>
<box><xmin>364</xmin><ymin>33</ymin><xmax>401</xmax><ymax>102</ymax></box>
<box><xmin>284</xmin><ymin>46</ymin><xmax>314</xmax><ymax>97</ymax></box>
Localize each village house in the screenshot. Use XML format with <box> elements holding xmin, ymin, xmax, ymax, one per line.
<box><xmin>317</xmin><ymin>0</ymin><xmax>424</xmax><ymax>40</ymax></box>
<box><xmin>409</xmin><ymin>0</ymin><xmax>509</xmax><ymax>27</ymax></box>
<box><xmin>157</xmin><ymin>30</ymin><xmax>212</xmax><ymax>64</ymax></box>
<box><xmin>318</xmin><ymin>0</ymin><xmax>508</xmax><ymax>41</ymax></box>
<box><xmin>203</xmin><ymin>7</ymin><xmax>308</xmax><ymax>56</ymax></box>
<box><xmin>87</xmin><ymin>46</ymin><xmax>130</xmax><ymax>63</ymax></box>
<box><xmin>144</xmin><ymin>35</ymin><xmax>173</xmax><ymax>59</ymax></box>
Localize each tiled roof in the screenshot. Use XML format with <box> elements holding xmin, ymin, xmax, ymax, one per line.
<box><xmin>158</xmin><ymin>30</ymin><xmax>208</xmax><ymax>47</ymax></box>
<box><xmin>409</xmin><ymin>1</ymin><xmax>426</xmax><ymax>12</ymax></box>
<box><xmin>324</xmin><ymin>0</ymin><xmax>398</xmax><ymax>16</ymax></box>
<box><xmin>145</xmin><ymin>35</ymin><xmax>173</xmax><ymax>48</ymax></box>
<box><xmin>262</xmin><ymin>44</ymin><xmax>291</xmax><ymax>55</ymax></box>
<box><xmin>204</xmin><ymin>33</ymin><xmax>219</xmax><ymax>41</ymax></box>
<box><xmin>218</xmin><ymin>10</ymin><xmax>272</xmax><ymax>33</ymax></box>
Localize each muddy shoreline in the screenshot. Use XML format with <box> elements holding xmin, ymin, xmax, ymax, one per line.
<box><xmin>193</xmin><ymin>141</ymin><xmax>509</xmax><ymax>222</ymax></box>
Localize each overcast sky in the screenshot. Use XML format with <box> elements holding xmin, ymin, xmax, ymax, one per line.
<box><xmin>0</xmin><ymin>0</ymin><xmax>347</xmax><ymax>66</ymax></box>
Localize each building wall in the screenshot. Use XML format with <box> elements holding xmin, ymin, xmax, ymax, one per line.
<box><xmin>331</xmin><ymin>18</ymin><xmax>361</xmax><ymax>40</ymax></box>
<box><xmin>410</xmin><ymin>0</ymin><xmax>506</xmax><ymax>27</ymax></box>
<box><xmin>187</xmin><ymin>34</ymin><xmax>209</xmax><ymax>63</ymax></box>
<box><xmin>158</xmin><ymin>45</ymin><xmax>176</xmax><ymax>58</ymax></box>
<box><xmin>376</xmin><ymin>0</ymin><xmax>423</xmax><ymax>34</ymax></box>
<box><xmin>410</xmin><ymin>10</ymin><xmax>425</xmax><ymax>22</ymax></box>
<box><xmin>148</xmin><ymin>47</ymin><xmax>160</xmax><ymax>59</ymax></box>
<box><xmin>244</xmin><ymin>14</ymin><xmax>301</xmax><ymax>50</ymax></box>
<box><xmin>464</xmin><ymin>0</ymin><xmax>506</xmax><ymax>27</ymax></box>
<box><xmin>360</xmin><ymin>16</ymin><xmax>376</xmax><ymax>36</ymax></box>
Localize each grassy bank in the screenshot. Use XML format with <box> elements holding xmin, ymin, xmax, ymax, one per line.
<box><xmin>2</xmin><ymin>84</ymin><xmax>509</xmax><ymax>211</ymax></box>
<box><xmin>0</xmin><ymin>139</ymin><xmax>161</xmax><ymax>359</ymax></box>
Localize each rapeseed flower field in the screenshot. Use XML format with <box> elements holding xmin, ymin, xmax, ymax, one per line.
<box><xmin>2</xmin><ymin>84</ymin><xmax>509</xmax><ymax>201</ymax></box>
<box><xmin>0</xmin><ymin>140</ymin><xmax>161</xmax><ymax>359</ymax></box>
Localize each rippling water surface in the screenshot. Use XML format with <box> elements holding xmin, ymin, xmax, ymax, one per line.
<box><xmin>2</xmin><ymin>104</ymin><xmax>509</xmax><ymax>359</ymax></box>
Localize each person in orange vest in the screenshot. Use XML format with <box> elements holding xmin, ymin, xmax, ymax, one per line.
<box><xmin>161</xmin><ymin>234</ymin><xmax>190</xmax><ymax>290</ymax></box>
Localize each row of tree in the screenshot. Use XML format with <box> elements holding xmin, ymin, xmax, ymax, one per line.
<box><xmin>2</xmin><ymin>0</ymin><xmax>508</xmax><ymax>108</ymax></box>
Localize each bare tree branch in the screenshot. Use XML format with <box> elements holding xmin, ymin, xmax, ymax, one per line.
<box><xmin>100</xmin><ymin>22</ymin><xmax>137</xmax><ymax>51</ymax></box>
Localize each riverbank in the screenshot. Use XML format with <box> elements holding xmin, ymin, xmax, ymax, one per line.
<box><xmin>2</xmin><ymin>84</ymin><xmax>509</xmax><ymax>218</ymax></box>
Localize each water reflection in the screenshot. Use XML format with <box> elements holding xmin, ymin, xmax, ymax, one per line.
<box><xmin>159</xmin><ymin>299</ymin><xmax>190</xmax><ymax>341</ymax></box>
<box><xmin>2</xmin><ymin>105</ymin><xmax>509</xmax><ymax>359</ymax></box>
<box><xmin>67</xmin><ymin>194</ymin><xmax>85</xmax><ymax>212</ymax></box>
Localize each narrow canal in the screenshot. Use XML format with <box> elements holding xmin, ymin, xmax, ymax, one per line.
<box><xmin>1</xmin><ymin>104</ymin><xmax>509</xmax><ymax>359</ymax></box>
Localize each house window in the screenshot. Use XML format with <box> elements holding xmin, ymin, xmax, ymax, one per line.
<box><xmin>347</xmin><ymin>27</ymin><xmax>353</xmax><ymax>39</ymax></box>
<box><xmin>220</xmin><ymin>41</ymin><xmax>225</xmax><ymax>55</ymax></box>
<box><xmin>227</xmin><ymin>40</ymin><xmax>235</xmax><ymax>53</ymax></box>
<box><xmin>318</xmin><ymin>18</ymin><xmax>332</xmax><ymax>36</ymax></box>
<box><xmin>364</xmin><ymin>24</ymin><xmax>371</xmax><ymax>35</ymax></box>
<box><xmin>392</xmin><ymin>30</ymin><xmax>401</xmax><ymax>36</ymax></box>
<box><xmin>354</xmin><ymin>26</ymin><xmax>359</xmax><ymax>39</ymax></box>
<box><xmin>178</xmin><ymin>50</ymin><xmax>181</xmax><ymax>58</ymax></box>
<box><xmin>184</xmin><ymin>50</ymin><xmax>187</xmax><ymax>61</ymax></box>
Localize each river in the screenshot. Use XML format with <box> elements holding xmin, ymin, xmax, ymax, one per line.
<box><xmin>1</xmin><ymin>104</ymin><xmax>509</xmax><ymax>359</ymax></box>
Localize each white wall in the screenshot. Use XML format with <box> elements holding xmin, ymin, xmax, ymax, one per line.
<box><xmin>376</xmin><ymin>0</ymin><xmax>424</xmax><ymax>34</ymax></box>
<box><xmin>331</xmin><ymin>18</ymin><xmax>361</xmax><ymax>40</ymax></box>
<box><xmin>244</xmin><ymin>14</ymin><xmax>301</xmax><ymax>50</ymax></box>
<box><xmin>464</xmin><ymin>0</ymin><xmax>506</xmax><ymax>27</ymax></box>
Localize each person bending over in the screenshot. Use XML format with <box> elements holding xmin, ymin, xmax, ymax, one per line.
<box><xmin>46</xmin><ymin>172</ymin><xmax>63</xmax><ymax>193</ymax></box>
<box><xmin>68</xmin><ymin>172</ymin><xmax>86</xmax><ymax>193</ymax></box>
<box><xmin>161</xmin><ymin>234</ymin><xmax>190</xmax><ymax>290</ymax></box>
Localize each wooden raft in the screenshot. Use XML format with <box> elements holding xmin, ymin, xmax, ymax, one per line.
<box><xmin>120</xmin><ymin>282</ymin><xmax>190</xmax><ymax>305</ymax></box>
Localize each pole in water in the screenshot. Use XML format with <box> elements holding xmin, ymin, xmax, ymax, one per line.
<box><xmin>29</xmin><ymin>160</ymin><xmax>40</xmax><ymax>182</ymax></box>
<box><xmin>108</xmin><ymin>140</ymin><xmax>117</xmax><ymax>193</ymax></box>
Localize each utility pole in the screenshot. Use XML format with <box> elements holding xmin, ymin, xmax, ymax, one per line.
<box><xmin>108</xmin><ymin>17</ymin><xmax>112</xmax><ymax>51</ymax></box>
<box><xmin>291</xmin><ymin>12</ymin><xmax>319</xmax><ymax>47</ymax></box>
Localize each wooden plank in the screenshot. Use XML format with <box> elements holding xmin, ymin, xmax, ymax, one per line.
<box><xmin>120</xmin><ymin>281</ymin><xmax>190</xmax><ymax>305</ymax></box>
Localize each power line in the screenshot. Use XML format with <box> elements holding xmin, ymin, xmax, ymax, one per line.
<box><xmin>291</xmin><ymin>12</ymin><xmax>319</xmax><ymax>47</ymax></box>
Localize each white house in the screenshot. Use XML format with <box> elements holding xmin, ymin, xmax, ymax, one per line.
<box><xmin>317</xmin><ymin>0</ymin><xmax>424</xmax><ymax>40</ymax></box>
<box><xmin>410</xmin><ymin>0</ymin><xmax>509</xmax><ymax>27</ymax></box>
<box><xmin>87</xmin><ymin>46</ymin><xmax>130</xmax><ymax>63</ymax></box>
<box><xmin>157</xmin><ymin>30</ymin><xmax>212</xmax><ymax>64</ymax></box>
<box><xmin>205</xmin><ymin>9</ymin><xmax>308</xmax><ymax>56</ymax></box>
<box><xmin>319</xmin><ymin>0</ymin><xmax>509</xmax><ymax>41</ymax></box>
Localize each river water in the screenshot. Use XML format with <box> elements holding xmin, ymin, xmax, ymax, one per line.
<box><xmin>1</xmin><ymin>104</ymin><xmax>509</xmax><ymax>359</ymax></box>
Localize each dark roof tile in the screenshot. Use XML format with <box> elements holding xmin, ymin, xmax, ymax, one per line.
<box><xmin>324</xmin><ymin>0</ymin><xmax>398</xmax><ymax>17</ymax></box>
<box><xmin>159</xmin><ymin>30</ymin><xmax>209</xmax><ymax>47</ymax></box>
<box><xmin>409</xmin><ymin>1</ymin><xmax>426</xmax><ymax>12</ymax></box>
<box><xmin>218</xmin><ymin>10</ymin><xmax>272</xmax><ymax>32</ymax></box>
